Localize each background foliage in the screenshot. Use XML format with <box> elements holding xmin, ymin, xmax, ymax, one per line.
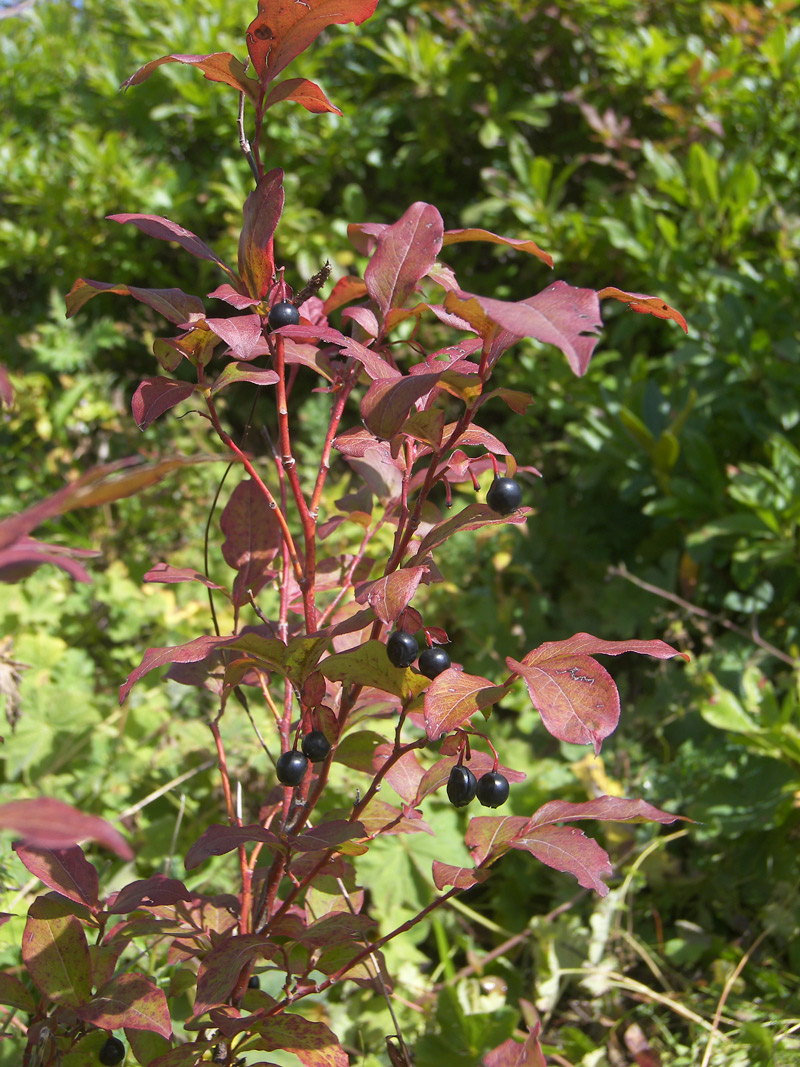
<box><xmin>2</xmin><ymin>0</ymin><xmax>800</xmax><ymax>1063</ymax></box>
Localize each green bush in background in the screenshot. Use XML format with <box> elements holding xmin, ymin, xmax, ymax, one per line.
<box><xmin>2</xmin><ymin>0</ymin><xmax>800</xmax><ymax>1062</ymax></box>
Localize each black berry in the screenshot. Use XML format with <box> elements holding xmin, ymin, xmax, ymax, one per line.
<box><xmin>268</xmin><ymin>300</ymin><xmax>300</xmax><ymax>329</ymax></box>
<box><xmin>98</xmin><ymin>1036</ymin><xmax>125</xmax><ymax>1065</ymax></box>
<box><xmin>418</xmin><ymin>646</ymin><xmax>451</xmax><ymax>679</ymax></box>
<box><xmin>301</xmin><ymin>729</ymin><xmax>331</xmax><ymax>763</ymax></box>
<box><xmin>447</xmin><ymin>765</ymin><xmax>478</xmax><ymax>808</ymax></box>
<box><xmin>386</xmin><ymin>630</ymin><xmax>419</xmax><ymax>668</ymax></box>
<box><xmin>276</xmin><ymin>749</ymin><xmax>308</xmax><ymax>786</ymax></box>
<box><xmin>476</xmin><ymin>771</ymin><xmax>510</xmax><ymax>809</ymax></box>
<box><xmin>486</xmin><ymin>476</ymin><xmax>523</xmax><ymax>515</ymax></box>
<box><xmin>248</xmin><ymin>974</ymin><xmax>260</xmax><ymax>989</ymax></box>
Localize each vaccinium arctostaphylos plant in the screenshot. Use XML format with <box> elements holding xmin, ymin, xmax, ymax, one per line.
<box><xmin>0</xmin><ymin>2</ymin><xmax>692</xmax><ymax>1063</ymax></box>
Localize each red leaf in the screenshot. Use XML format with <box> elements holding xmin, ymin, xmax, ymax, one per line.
<box><xmin>13</xmin><ymin>844</ymin><xmax>98</xmax><ymax>910</ymax></box>
<box><xmin>0</xmin><ymin>538</ymin><xmax>98</xmax><ymax>585</ymax></box>
<box><xmin>529</xmin><ymin>795</ymin><xmax>686</xmax><ymax>829</ymax></box>
<box><xmin>65</xmin><ymin>279</ymin><xmax>205</xmax><ymax>325</ymax></box>
<box><xmin>509</xmin><ymin>632</ymin><xmax>688</xmax><ymax>753</ymax></box>
<box><xmin>0</xmin><ymin>798</ymin><xmax>133</xmax><ymax>859</ymax></box>
<box><xmin>508</xmin><ymin>653</ymin><xmax>620</xmax><ymax>753</ymax></box>
<box><xmin>107</xmin><ymin>213</ymin><xmax>230</xmax><ymax>269</ymax></box>
<box><xmin>465</xmin><ymin>815</ymin><xmax>528</xmax><ymax>867</ymax></box>
<box><xmin>443</xmin><ymin>227</ymin><xmax>553</xmax><ymax>268</ymax></box>
<box><xmin>208</xmin><ymin>283</ymin><xmax>260</xmax><ymax>309</ymax></box>
<box><xmin>184</xmin><ymin>824</ymin><xmax>282</xmax><ymax>871</ymax></box>
<box><xmin>483</xmin><ymin>1023</ymin><xmax>546</xmax><ymax>1067</ymax></box>
<box><xmin>364</xmin><ymin>202</ymin><xmax>444</xmax><ymax>317</ymax></box>
<box><xmin>457</xmin><ymin>281</ymin><xmax>603</xmax><ymax>377</ymax></box>
<box><xmin>372</xmin><ymin>745</ymin><xmax>426</xmax><ymax>804</ymax></box>
<box><xmin>220</xmin><ymin>478</ymin><xmax>282</xmax><ymax>607</ymax></box>
<box><xmin>249</xmin><ymin>1012</ymin><xmax>350</xmax><ymax>1067</ymax></box>
<box><xmin>205</xmin><ymin>314</ymin><xmax>270</xmax><ymax>361</ymax></box>
<box><xmin>264</xmin><ymin>77</ymin><xmax>342</xmax><ymax>115</ymax></box>
<box><xmin>119</xmin><ymin>634</ymin><xmax>243</xmax><ymax>704</ymax></box>
<box><xmin>509</xmin><ymin>823</ymin><xmax>613</xmax><ymax>895</ymax></box>
<box><xmin>143</xmin><ymin>563</ymin><xmax>228</xmax><ymax>592</ymax></box>
<box><xmin>122</xmin><ymin>52</ymin><xmax>258</xmax><ymax>105</ymax></box>
<box><xmin>361</xmin><ymin>373</ymin><xmax>445</xmax><ymax>440</ymax></box>
<box><xmin>246</xmin><ymin>0</ymin><xmax>379</xmax><ymax>82</ymax></box>
<box><xmin>131</xmin><ymin>378</ymin><xmax>196</xmax><ymax>430</ymax></box>
<box><xmin>291</xmin><ymin>820</ymin><xmax>367</xmax><ymax>853</ymax></box>
<box><xmin>409</xmin><ymin>502</ymin><xmax>530</xmax><ymax>562</ymax></box>
<box><xmin>432</xmin><ymin>862</ymin><xmax>490</xmax><ymax>891</ymax></box>
<box><xmin>423</xmin><ymin>669</ymin><xmax>509</xmax><ymax>739</ymax></box>
<box><xmin>78</xmin><ymin>972</ymin><xmax>172</xmax><ymax>1037</ymax></box>
<box><xmin>108</xmin><ymin>875</ymin><xmax>193</xmax><ymax>915</ymax></box>
<box><xmin>238</xmin><ymin>168</ymin><xmax>285</xmax><ymax>299</ymax></box>
<box><xmin>598</xmin><ymin>286</ymin><xmax>688</xmax><ymax>333</ymax></box>
<box><xmin>354</xmin><ymin>566</ymin><xmax>427</xmax><ymax>623</ymax></box>
<box><xmin>22</xmin><ymin>896</ymin><xmax>92</xmax><ymax>1006</ymax></box>
<box><xmin>194</xmin><ymin>934</ymin><xmax>276</xmax><ymax>1015</ymax></box>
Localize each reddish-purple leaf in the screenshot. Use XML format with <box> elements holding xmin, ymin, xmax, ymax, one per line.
<box><xmin>459</xmin><ymin>281</ymin><xmax>603</xmax><ymax>377</ymax></box>
<box><xmin>264</xmin><ymin>77</ymin><xmax>342</xmax><ymax>114</ymax></box>
<box><xmin>210</xmin><ymin>363</ymin><xmax>280</xmax><ymax>396</ymax></box>
<box><xmin>598</xmin><ymin>286</ymin><xmax>688</xmax><ymax>333</ymax></box>
<box><xmin>483</xmin><ymin>1023</ymin><xmax>546</xmax><ymax>1067</ymax></box>
<box><xmin>107</xmin><ymin>213</ymin><xmax>231</xmax><ymax>269</ymax></box>
<box><xmin>529</xmin><ymin>795</ymin><xmax>685</xmax><ymax>829</ymax></box>
<box><xmin>508</xmin><ymin>653</ymin><xmax>620</xmax><ymax>753</ymax></box>
<box><xmin>122</xmin><ymin>52</ymin><xmax>258</xmax><ymax>105</ymax></box>
<box><xmin>323</xmin><ymin>275</ymin><xmax>369</xmax><ymax>313</ymax></box>
<box><xmin>220</xmin><ymin>477</ymin><xmax>282</xmax><ymax>608</ymax></box>
<box><xmin>120</xmin><ymin>634</ymin><xmax>243</xmax><ymax>704</ymax></box>
<box><xmin>432</xmin><ymin>862</ymin><xmax>490</xmax><ymax>891</ymax></box>
<box><xmin>208</xmin><ymin>283</ymin><xmax>260</xmax><ymax>309</ymax></box>
<box><xmin>341</xmin><ymin>306</ymin><xmax>380</xmax><ymax>338</ymax></box>
<box><xmin>0</xmin><ymin>538</ymin><xmax>98</xmax><ymax>585</ymax></box>
<box><xmin>205</xmin><ymin>314</ymin><xmax>269</xmax><ymax>361</ymax></box>
<box><xmin>22</xmin><ymin>896</ymin><xmax>92</xmax><ymax>1006</ymax></box>
<box><xmin>184</xmin><ymin>824</ymin><xmax>282</xmax><ymax>871</ymax></box>
<box><xmin>65</xmin><ymin>279</ymin><xmax>205</xmax><ymax>325</ymax></box>
<box><xmin>361</xmin><ymin>372</ymin><xmax>443</xmax><ymax>440</ymax></box>
<box><xmin>299</xmin><ymin>912</ymin><xmax>374</xmax><ymax>947</ymax></box>
<box><xmin>509</xmin><ymin>632</ymin><xmax>688</xmax><ymax>753</ymax></box>
<box><xmin>108</xmin><ymin>875</ymin><xmax>193</xmax><ymax>915</ymax></box>
<box><xmin>151</xmin><ymin>1045</ymin><xmax>215</xmax><ymax>1067</ymax></box>
<box><xmin>357</xmin><ymin>797</ymin><xmax>431</xmax><ymax>838</ymax></box>
<box><xmin>0</xmin><ymin>973</ymin><xmax>35</xmax><ymax>1012</ymax></box>
<box><xmin>354</xmin><ymin>566</ymin><xmax>427</xmax><ymax>624</ymax></box>
<box><xmin>0</xmin><ymin>798</ymin><xmax>133</xmax><ymax>858</ymax></box>
<box><xmin>194</xmin><ymin>934</ymin><xmax>276</xmax><ymax>1015</ymax></box>
<box><xmin>131</xmin><ymin>378</ymin><xmax>196</xmax><ymax>430</ymax></box>
<box><xmin>409</xmin><ymin>502</ymin><xmax>530</xmax><ymax>563</ymax></box>
<box><xmin>0</xmin><ymin>364</ymin><xmax>14</xmax><ymax>409</ymax></box>
<box><xmin>78</xmin><ymin>972</ymin><xmax>172</xmax><ymax>1037</ymax></box>
<box><xmin>291</xmin><ymin>820</ymin><xmax>367</xmax><ymax>853</ymax></box>
<box><xmin>464</xmin><ymin>815</ymin><xmax>528</xmax><ymax>867</ymax></box>
<box><xmin>364</xmin><ymin>202</ymin><xmax>444</xmax><ymax>317</ymax></box>
<box><xmin>238</xmin><ymin>168</ymin><xmax>284</xmax><ymax>300</ymax></box>
<box><xmin>423</xmin><ymin>669</ymin><xmax>509</xmax><ymax>740</ymax></box>
<box><xmin>246</xmin><ymin>0</ymin><xmax>379</xmax><ymax>82</ymax></box>
<box><xmin>13</xmin><ymin>845</ymin><xmax>98</xmax><ymax>910</ymax></box>
<box><xmin>509</xmin><ymin>823</ymin><xmax>613</xmax><ymax>895</ymax></box>
<box><xmin>372</xmin><ymin>745</ymin><xmax>426</xmax><ymax>804</ymax></box>
<box><xmin>442</xmin><ymin>228</ymin><xmax>553</xmax><ymax>268</ymax></box>
<box><xmin>143</xmin><ymin>563</ymin><xmax>228</xmax><ymax>592</ymax></box>
<box><xmin>340</xmin><ymin>336</ymin><xmax>400</xmax><ymax>380</ymax></box>
<box><xmin>248</xmin><ymin>1012</ymin><xmax>350</xmax><ymax>1067</ymax></box>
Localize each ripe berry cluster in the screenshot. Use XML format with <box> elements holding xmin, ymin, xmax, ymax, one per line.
<box><xmin>386</xmin><ymin>631</ymin><xmax>451</xmax><ymax>678</ymax></box>
<box><xmin>447</xmin><ymin>765</ymin><xmax>509</xmax><ymax>809</ymax></box>
<box><xmin>276</xmin><ymin>730</ymin><xmax>332</xmax><ymax>786</ymax></box>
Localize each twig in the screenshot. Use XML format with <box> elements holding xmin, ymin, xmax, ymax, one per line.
<box><xmin>608</xmin><ymin>562</ymin><xmax>797</xmax><ymax>666</ymax></box>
